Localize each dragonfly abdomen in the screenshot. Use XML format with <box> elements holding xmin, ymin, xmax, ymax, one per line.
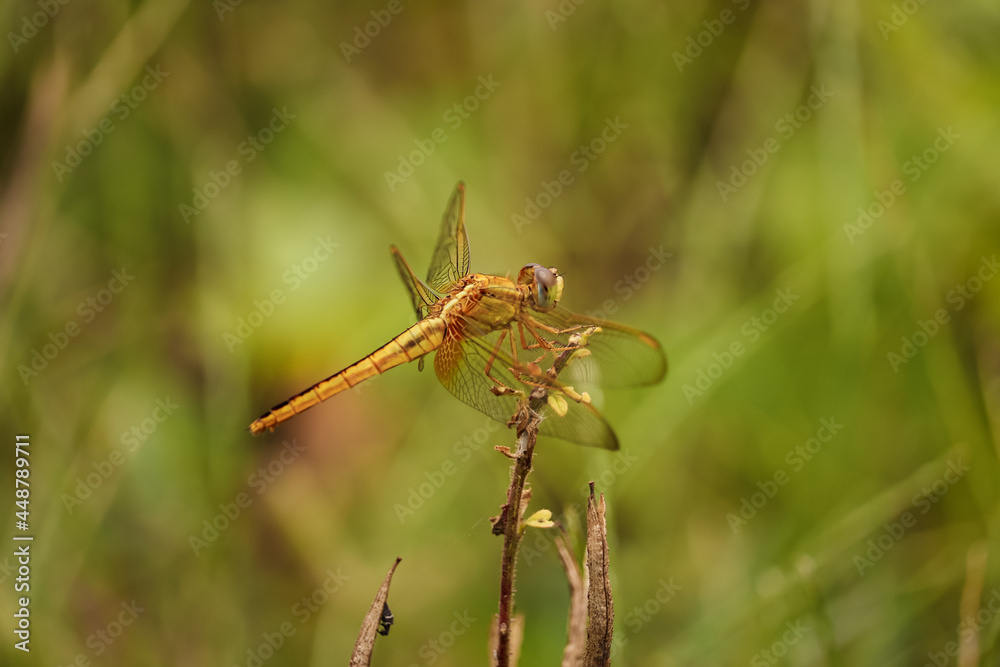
<box><xmin>249</xmin><ymin>318</ymin><xmax>447</xmax><ymax>435</ymax></box>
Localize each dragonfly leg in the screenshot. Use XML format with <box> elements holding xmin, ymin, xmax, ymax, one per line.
<box><xmin>532</xmin><ymin>320</ymin><xmax>587</xmax><ymax>337</ymax></box>
<box><xmin>483</xmin><ymin>327</ymin><xmax>520</xmax><ymax>391</ymax></box>
<box><xmin>516</xmin><ymin>322</ymin><xmax>551</xmax><ymax>364</ymax></box>
<box><xmin>512</xmin><ymin>373</ymin><xmax>588</xmax><ymax>405</ymax></box>
<box><xmin>519</xmin><ymin>320</ymin><xmax>583</xmax><ymax>366</ymax></box>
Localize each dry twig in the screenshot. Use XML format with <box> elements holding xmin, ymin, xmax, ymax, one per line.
<box><xmin>493</xmin><ymin>329</ymin><xmax>597</xmax><ymax>666</ymax></box>
<box><xmin>583</xmin><ymin>483</ymin><xmax>613</xmax><ymax>667</ymax></box>
<box><xmin>351</xmin><ymin>557</ymin><xmax>402</xmax><ymax>666</ymax></box>
<box><xmin>556</xmin><ymin>534</ymin><xmax>586</xmax><ymax>667</ymax></box>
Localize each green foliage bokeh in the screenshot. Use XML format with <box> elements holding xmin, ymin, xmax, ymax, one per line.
<box><xmin>2</xmin><ymin>0</ymin><xmax>1000</xmax><ymax>665</ymax></box>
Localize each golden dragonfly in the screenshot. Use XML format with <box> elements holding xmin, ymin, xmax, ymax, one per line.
<box><xmin>250</xmin><ymin>183</ymin><xmax>666</xmax><ymax>449</ymax></box>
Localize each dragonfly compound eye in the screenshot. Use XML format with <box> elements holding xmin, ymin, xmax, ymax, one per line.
<box><xmin>533</xmin><ymin>266</ymin><xmax>562</xmax><ymax>310</ymax></box>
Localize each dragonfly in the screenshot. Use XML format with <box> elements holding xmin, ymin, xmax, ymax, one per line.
<box><xmin>249</xmin><ymin>183</ymin><xmax>666</xmax><ymax>449</ymax></box>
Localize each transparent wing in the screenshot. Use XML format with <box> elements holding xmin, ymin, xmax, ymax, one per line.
<box><xmin>426</xmin><ymin>182</ymin><xmax>471</xmax><ymax>292</ymax></box>
<box><xmin>520</xmin><ymin>306</ymin><xmax>667</xmax><ymax>389</ymax></box>
<box><xmin>536</xmin><ymin>394</ymin><xmax>619</xmax><ymax>451</ymax></box>
<box><xmin>390</xmin><ymin>245</ymin><xmax>439</xmax><ymax>321</ymax></box>
<box><xmin>433</xmin><ymin>325</ymin><xmax>619</xmax><ymax>450</ymax></box>
<box><xmin>434</xmin><ymin>330</ymin><xmax>518</xmax><ymax>427</ymax></box>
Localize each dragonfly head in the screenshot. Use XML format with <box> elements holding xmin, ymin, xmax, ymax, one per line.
<box><xmin>518</xmin><ymin>263</ymin><xmax>564</xmax><ymax>312</ymax></box>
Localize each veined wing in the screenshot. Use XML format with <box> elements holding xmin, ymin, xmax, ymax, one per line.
<box><xmin>434</xmin><ymin>329</ymin><xmax>518</xmax><ymax>427</ymax></box>
<box><xmin>390</xmin><ymin>245</ymin><xmax>439</xmax><ymax>321</ymax></box>
<box><xmin>522</xmin><ymin>306</ymin><xmax>666</xmax><ymax>389</ymax></box>
<box><xmin>433</xmin><ymin>324</ymin><xmax>619</xmax><ymax>450</ymax></box>
<box><xmin>426</xmin><ymin>182</ymin><xmax>471</xmax><ymax>292</ymax></box>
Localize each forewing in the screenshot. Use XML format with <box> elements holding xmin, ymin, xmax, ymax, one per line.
<box><xmin>390</xmin><ymin>245</ymin><xmax>439</xmax><ymax>321</ymax></box>
<box><xmin>426</xmin><ymin>182</ymin><xmax>471</xmax><ymax>291</ymax></box>
<box><xmin>524</xmin><ymin>306</ymin><xmax>666</xmax><ymax>389</ymax></box>
<box><xmin>434</xmin><ymin>326</ymin><xmax>618</xmax><ymax>449</ymax></box>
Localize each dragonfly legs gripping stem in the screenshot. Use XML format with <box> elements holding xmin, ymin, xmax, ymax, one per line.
<box><xmin>517</xmin><ymin>320</ymin><xmax>587</xmax><ymax>366</ymax></box>
<box><xmin>484</xmin><ymin>328</ymin><xmax>526</xmax><ymax>399</ymax></box>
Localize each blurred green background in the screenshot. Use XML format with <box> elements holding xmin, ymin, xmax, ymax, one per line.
<box><xmin>2</xmin><ymin>0</ymin><xmax>1000</xmax><ymax>665</ymax></box>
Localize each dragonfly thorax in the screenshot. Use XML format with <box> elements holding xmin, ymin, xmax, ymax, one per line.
<box><xmin>432</xmin><ymin>273</ymin><xmax>529</xmax><ymax>337</ymax></box>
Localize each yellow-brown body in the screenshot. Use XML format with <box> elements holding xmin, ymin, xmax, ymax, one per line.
<box><xmin>249</xmin><ymin>274</ymin><xmax>528</xmax><ymax>435</ymax></box>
